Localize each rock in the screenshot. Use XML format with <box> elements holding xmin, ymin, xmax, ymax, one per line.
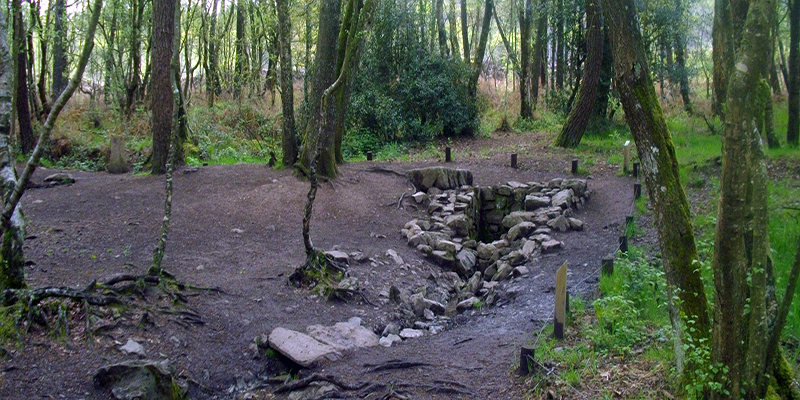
<box><xmin>325</xmin><ymin>250</ymin><xmax>350</xmax><ymax>264</ymax></box>
<box><xmin>455</xmin><ymin>249</ymin><xmax>477</xmax><ymax>277</ymax></box>
<box><xmin>568</xmin><ymin>218</ymin><xmax>584</xmax><ymax>231</ymax></box>
<box><xmin>389</xmin><ymin>286</ymin><xmax>403</xmax><ymax>304</ymax></box>
<box><xmin>490</xmin><ymin>239</ymin><xmax>509</xmax><ymax>248</ymax></box>
<box><xmin>492</xmin><ymin>262</ymin><xmax>514</xmax><ymax>281</ymax></box>
<box><xmin>424</xmin><ymin>308</ymin><xmax>435</xmax><ymax>320</ymax></box>
<box><xmin>457</xmin><ymin>297</ymin><xmax>479</xmax><ymax>312</ymax></box>
<box><xmin>435</xmin><ymin>240</ymin><xmax>458</xmax><ymax>254</ymax></box>
<box><xmin>409</xmin><ymin>293</ymin><xmax>427</xmax><ymax>317</ymax></box>
<box><xmin>382</xmin><ymin>322</ymin><xmax>400</xmax><ymax>336</ymax></box>
<box><xmin>456</xmin><ymin>194</ymin><xmax>472</xmax><ymax>203</ymax></box>
<box><xmin>507</xmin><ymin>222</ymin><xmax>537</xmax><ymax>242</ymax></box>
<box><xmin>386</xmin><ymin>249</ymin><xmax>404</xmax><ymax>265</ymax></box>
<box><xmin>416</xmin><ymin>244</ymin><xmax>433</xmax><ymax>255</ymax></box>
<box><xmin>44</xmin><ymin>172</ymin><xmax>75</xmax><ymax>185</ymax></box>
<box><xmin>521</xmin><ymin>240</ymin><xmax>540</xmax><ymax>258</ymax></box>
<box><xmin>379</xmin><ymin>334</ymin><xmax>402</xmax><ymax>347</ymax></box>
<box><xmin>427</xmin><ymin>202</ymin><xmax>443</xmax><ymax>214</ymax></box>
<box><xmin>524</xmin><ymin>195</ymin><xmax>550</xmax><ymax>211</ymax></box>
<box><xmin>465</xmin><ymin>272</ymin><xmax>483</xmax><ymax>295</ymax></box>
<box><xmin>268</xmin><ymin>327</ymin><xmax>342</xmax><ymax>367</ymax></box>
<box><xmin>427</xmin><ymin>187</ymin><xmax>442</xmax><ymax>196</ymax></box>
<box><xmin>513</xmin><ymin>266</ymin><xmax>530</xmax><ymax>277</ymax></box>
<box><xmin>93</xmin><ymin>360</ymin><xmax>185</xmax><ymax>400</ymax></box>
<box><xmin>542</xmin><ymin>240</ymin><xmax>564</xmax><ymax>253</ymax></box>
<box><xmin>408</xmin><ymin>232</ymin><xmax>425</xmax><ymax>247</ymax></box>
<box><xmin>119</xmin><ymin>339</ymin><xmax>145</xmax><ymax>357</ymax></box>
<box><xmin>423</xmin><ymin>299</ymin><xmax>447</xmax><ymax>315</ymax></box>
<box><xmin>503</xmin><ymin>250</ymin><xmax>527</xmax><ymax>266</ymax></box>
<box><xmin>476</xmin><ymin>243</ymin><xmax>499</xmax><ymax>262</ymax></box>
<box><xmin>445</xmin><ymin>214</ymin><xmax>471</xmax><ymax>237</ymax></box>
<box><xmin>412</xmin><ymin>192</ymin><xmax>429</xmax><ymax>204</ymax></box>
<box><xmin>547</xmin><ymin>215</ymin><xmax>571</xmax><ymax>232</ymax></box>
<box><xmin>484</xmin><ymin>263</ymin><xmax>498</xmax><ymax>280</ymax></box>
<box><xmin>337</xmin><ymin>277</ymin><xmax>359</xmax><ymax>291</ymax></box>
<box><xmin>407</xmin><ymin>167</ymin><xmax>474</xmax><ymax>192</ymax></box>
<box><xmin>561</xmin><ymin>179</ymin><xmax>587</xmax><ymax>197</ymax></box>
<box><xmin>399</xmin><ymin>328</ymin><xmax>424</xmax><ymax>339</ymax></box>
<box><xmin>305</xmin><ymin>319</ymin><xmax>379</xmax><ymax>351</ymax></box>
<box><xmin>484</xmin><ymin>209</ymin><xmax>505</xmax><ymax>225</ymax></box>
<box><xmin>350</xmin><ymin>251</ymin><xmax>369</xmax><ymax>263</ymax></box>
<box><xmin>548</xmin><ymin>178</ymin><xmax>563</xmax><ymax>188</ymax></box>
<box><xmin>431</xmin><ymin>250</ymin><xmax>455</xmax><ymax>268</ymax></box>
<box><xmin>231</xmin><ymin>228</ymin><xmax>245</xmax><ymax>234</ymax></box>
<box><xmin>107</xmin><ymin>136</ymin><xmax>130</xmax><ymax>174</ymax></box>
<box><xmin>502</xmin><ymin>211</ymin><xmax>536</xmax><ymax>228</ymax></box>
<box><xmin>551</xmin><ymin>189</ymin><xmax>574</xmax><ymax>209</ymax></box>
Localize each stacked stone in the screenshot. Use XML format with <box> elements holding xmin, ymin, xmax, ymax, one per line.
<box><xmin>401</xmin><ymin>177</ymin><xmax>590</xmax><ymax>286</ymax></box>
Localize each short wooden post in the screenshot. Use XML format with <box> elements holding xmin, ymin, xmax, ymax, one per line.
<box><xmin>633</xmin><ymin>161</ymin><xmax>640</xmax><ymax>177</ymax></box>
<box><xmin>623</xmin><ymin>141</ymin><xmax>631</xmax><ymax>174</ymax></box>
<box><xmin>571</xmin><ymin>158</ymin><xmax>579</xmax><ymax>174</ymax></box>
<box><xmin>511</xmin><ymin>153</ymin><xmax>518</xmax><ymax>168</ymax></box>
<box><xmin>626</xmin><ymin>214</ymin><xmax>634</xmax><ymax>227</ymax></box>
<box><xmin>634</xmin><ymin>181</ymin><xmax>641</xmax><ymax>199</ymax></box>
<box><xmin>619</xmin><ymin>235</ymin><xmax>628</xmax><ymax>253</ymax></box>
<box><xmin>519</xmin><ymin>345</ymin><xmax>536</xmax><ymax>375</ymax></box>
<box><xmin>445</xmin><ymin>146</ymin><xmax>452</xmax><ymax>162</ymax></box>
<box><xmin>366</xmin><ymin>151</ymin><xmax>373</xmax><ymax>161</ymax></box>
<box><xmin>554</xmin><ymin>262</ymin><xmax>567</xmax><ymax>340</ymax></box>
<box><xmin>602</xmin><ymin>257</ymin><xmax>614</xmax><ymax>276</ymax></box>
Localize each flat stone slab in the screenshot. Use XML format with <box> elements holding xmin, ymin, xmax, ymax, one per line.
<box><xmin>306</xmin><ymin>318</ymin><xmax>379</xmax><ymax>352</ymax></box>
<box><xmin>269</xmin><ymin>327</ymin><xmax>342</xmax><ymax>367</ymax></box>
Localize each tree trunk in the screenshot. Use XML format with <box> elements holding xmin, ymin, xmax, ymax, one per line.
<box><xmin>52</xmin><ymin>0</ymin><xmax>67</xmax><ymax>98</ymax></box>
<box><xmin>468</xmin><ymin>0</ymin><xmax>493</xmax><ymax>98</ymax></box>
<box><xmin>594</xmin><ymin>32</ymin><xmax>612</xmax><ymax>118</ymax></box>
<box><xmin>461</xmin><ymin>0</ymin><xmax>470</xmax><ymax>63</ymax></box>
<box><xmin>674</xmin><ymin>0</ymin><xmax>692</xmax><ymax>113</ymax></box>
<box><xmin>555</xmin><ymin>0</ymin><xmax>602</xmax><ymax>148</ymax></box>
<box><xmin>234</xmin><ymin>0</ymin><xmax>247</xmax><ymax>99</ymax></box>
<box><xmin>125</xmin><ymin>0</ymin><xmax>145</xmax><ymax>118</ymax></box>
<box><xmin>436</xmin><ymin>0</ymin><xmax>448</xmax><ymax>57</ymax></box>
<box><xmin>530</xmin><ymin>0</ymin><xmax>547</xmax><ymax>104</ymax></box>
<box><xmin>789</xmin><ymin>0</ymin><xmax>800</xmax><ymax>146</ymax></box>
<box><xmin>150</xmin><ymin>0</ymin><xmax>176</xmax><ymax>175</ymax></box>
<box><xmin>449</xmin><ymin>0</ymin><xmax>460</xmax><ymax>60</ymax></box>
<box><xmin>13</xmin><ymin>2</ymin><xmax>35</xmax><ymax>154</ymax></box>
<box><xmin>600</xmin><ymin>0</ymin><xmax>711</xmax><ymax>347</ymax></box>
<box><xmin>276</xmin><ymin>0</ymin><xmax>297</xmax><ymax>166</ymax></box>
<box><xmin>555</xmin><ymin>0</ymin><xmax>565</xmax><ymax>90</ymax></box>
<box><xmin>519</xmin><ymin>0</ymin><xmax>533</xmax><ymax>119</ymax></box>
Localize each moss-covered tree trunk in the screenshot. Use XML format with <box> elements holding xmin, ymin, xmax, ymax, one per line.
<box><xmin>468</xmin><ymin>0</ymin><xmax>493</xmax><ymax>98</ymax></box>
<box><xmin>276</xmin><ymin>0</ymin><xmax>297</xmax><ymax>167</ymax></box>
<box><xmin>529</xmin><ymin>0</ymin><xmax>547</xmax><ymax>105</ymax></box>
<box><xmin>788</xmin><ymin>0</ymin><xmax>800</xmax><ymax>146</ymax></box>
<box><xmin>600</xmin><ymin>0</ymin><xmax>711</xmax><ymax>345</ymax></box>
<box><xmin>519</xmin><ymin>0</ymin><xmax>533</xmax><ymax>119</ymax></box>
<box><xmin>554</xmin><ymin>0</ymin><xmax>603</xmax><ymax>148</ymax></box>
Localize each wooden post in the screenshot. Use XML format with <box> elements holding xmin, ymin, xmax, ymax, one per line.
<box><xmin>634</xmin><ymin>181</ymin><xmax>641</xmax><ymax>199</ymax></box>
<box><xmin>623</xmin><ymin>141</ymin><xmax>631</xmax><ymax>174</ymax></box>
<box><xmin>602</xmin><ymin>257</ymin><xmax>614</xmax><ymax>276</ymax></box>
<box><xmin>554</xmin><ymin>262</ymin><xmax>567</xmax><ymax>340</ymax></box>
<box><xmin>626</xmin><ymin>214</ymin><xmax>634</xmax><ymax>227</ymax></box>
<box><xmin>366</xmin><ymin>151</ymin><xmax>373</xmax><ymax>161</ymax></box>
<box><xmin>519</xmin><ymin>346</ymin><xmax>536</xmax><ymax>375</ymax></box>
<box><xmin>445</xmin><ymin>146</ymin><xmax>452</xmax><ymax>162</ymax></box>
<box><xmin>571</xmin><ymin>158</ymin><xmax>579</xmax><ymax>174</ymax></box>
<box><xmin>511</xmin><ymin>153</ymin><xmax>518</xmax><ymax>168</ymax></box>
<box><xmin>633</xmin><ymin>161</ymin><xmax>640</xmax><ymax>177</ymax></box>
<box><xmin>619</xmin><ymin>235</ymin><xmax>628</xmax><ymax>253</ymax></box>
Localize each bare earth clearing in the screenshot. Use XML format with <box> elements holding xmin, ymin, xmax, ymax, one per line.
<box><xmin>1</xmin><ymin>131</ymin><xmax>636</xmax><ymax>399</ymax></box>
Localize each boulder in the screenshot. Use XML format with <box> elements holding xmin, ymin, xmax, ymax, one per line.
<box><xmin>492</xmin><ymin>262</ymin><xmax>514</xmax><ymax>281</ymax></box>
<box><xmin>547</xmin><ymin>215</ymin><xmax>571</xmax><ymax>232</ymax></box>
<box><xmin>457</xmin><ymin>297</ymin><xmax>479</xmax><ymax>312</ymax></box>
<box><xmin>379</xmin><ymin>334</ymin><xmax>403</xmax><ymax>347</ymax></box>
<box><xmin>568</xmin><ymin>218</ymin><xmax>584</xmax><ymax>231</ymax></box>
<box><xmin>476</xmin><ymin>243</ymin><xmax>499</xmax><ymax>262</ymax></box>
<box><xmin>521</xmin><ymin>240</ymin><xmax>540</xmax><ymax>258</ymax></box>
<box><xmin>502</xmin><ymin>211</ymin><xmax>536</xmax><ymax>229</ymax></box>
<box><xmin>542</xmin><ymin>240</ymin><xmax>564</xmax><ymax>253</ymax></box>
<box><xmin>435</xmin><ymin>240</ymin><xmax>458</xmax><ymax>254</ymax></box>
<box><xmin>93</xmin><ymin>360</ymin><xmax>185</xmax><ymax>400</ymax></box>
<box><xmin>455</xmin><ymin>249</ymin><xmax>477</xmax><ymax>277</ymax></box>
<box><xmin>465</xmin><ymin>272</ymin><xmax>483</xmax><ymax>295</ymax></box>
<box><xmin>561</xmin><ymin>179</ymin><xmax>587</xmax><ymax>197</ymax></box>
<box><xmin>268</xmin><ymin>327</ymin><xmax>342</xmax><ymax>367</ymax></box>
<box><xmin>551</xmin><ymin>189</ymin><xmax>574</xmax><ymax>209</ymax></box>
<box><xmin>507</xmin><ymin>222</ymin><xmax>536</xmax><ymax>242</ymax></box>
<box><xmin>524</xmin><ymin>195</ymin><xmax>550</xmax><ymax>211</ymax></box>
<box><xmin>503</xmin><ymin>250</ymin><xmax>527</xmax><ymax>266</ymax></box>
<box><xmin>324</xmin><ymin>250</ymin><xmax>350</xmax><ymax>265</ymax></box>
<box><xmin>407</xmin><ymin>167</ymin><xmax>473</xmax><ymax>192</ymax></box>
<box><xmin>445</xmin><ymin>214</ymin><xmax>471</xmax><ymax>238</ymax></box>
<box><xmin>305</xmin><ymin>318</ymin><xmax>379</xmax><ymax>351</ymax></box>
<box><xmin>513</xmin><ymin>266</ymin><xmax>530</xmax><ymax>277</ymax></box>
<box><xmin>409</xmin><ymin>293</ymin><xmax>427</xmax><ymax>317</ymax></box>
<box><xmin>412</xmin><ymin>192</ymin><xmax>429</xmax><ymax>204</ymax></box>
<box><xmin>431</xmin><ymin>250</ymin><xmax>456</xmax><ymax>268</ymax></box>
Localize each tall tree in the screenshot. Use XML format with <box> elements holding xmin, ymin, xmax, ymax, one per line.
<box><xmin>461</xmin><ymin>0</ymin><xmax>469</xmax><ymax>63</ymax></box>
<box><xmin>530</xmin><ymin>0</ymin><xmax>547</xmax><ymax>104</ymax></box>
<box><xmin>519</xmin><ymin>0</ymin><xmax>533</xmax><ymax>119</ymax></box>
<box><xmin>276</xmin><ymin>0</ymin><xmax>297</xmax><ymax>166</ymax></box>
<box><xmin>234</xmin><ymin>0</ymin><xmax>247</xmax><ymax>99</ymax></box>
<box><xmin>600</xmin><ymin>0</ymin><xmax>711</xmax><ymax>350</ymax></box>
<box><xmin>468</xmin><ymin>0</ymin><xmax>493</xmax><ymax>97</ymax></box>
<box><xmin>554</xmin><ymin>0</ymin><xmax>603</xmax><ymax>148</ymax></box>
<box><xmin>207</xmin><ymin>0</ymin><xmax>220</xmax><ymax>106</ymax></box>
<box><xmin>789</xmin><ymin>0</ymin><xmax>800</xmax><ymax>146</ymax></box>
<box><xmin>52</xmin><ymin>0</ymin><xmax>67</xmax><ymax>98</ymax></box>
<box><xmin>12</xmin><ymin>0</ymin><xmax>35</xmax><ymax>154</ymax></box>
<box><xmin>151</xmin><ymin>0</ymin><xmax>176</xmax><ymax>174</ymax></box>
<box><xmin>673</xmin><ymin>0</ymin><xmax>692</xmax><ymax>113</ymax></box>
<box><xmin>436</xmin><ymin>0</ymin><xmax>448</xmax><ymax>57</ymax></box>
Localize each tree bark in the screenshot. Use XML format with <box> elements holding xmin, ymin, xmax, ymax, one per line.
<box><xmin>468</xmin><ymin>0</ymin><xmax>493</xmax><ymax>98</ymax></box>
<box><xmin>207</xmin><ymin>0</ymin><xmax>219</xmax><ymax>106</ymax></box>
<box><xmin>461</xmin><ymin>0</ymin><xmax>469</xmax><ymax>63</ymax></box>
<box><xmin>600</xmin><ymin>0</ymin><xmax>711</xmax><ymax>346</ymax></box>
<box><xmin>125</xmin><ymin>0</ymin><xmax>145</xmax><ymax>118</ymax></box>
<box><xmin>12</xmin><ymin>1</ymin><xmax>35</xmax><ymax>154</ymax></box>
<box><xmin>789</xmin><ymin>0</ymin><xmax>800</xmax><ymax>146</ymax></box>
<box><xmin>555</xmin><ymin>0</ymin><xmax>602</xmax><ymax>148</ymax></box>
<box><xmin>276</xmin><ymin>0</ymin><xmax>297</xmax><ymax>166</ymax></box>
<box><xmin>519</xmin><ymin>0</ymin><xmax>533</xmax><ymax>119</ymax></box>
<box><xmin>52</xmin><ymin>0</ymin><xmax>67</xmax><ymax>98</ymax></box>
<box><xmin>436</xmin><ymin>0</ymin><xmax>448</xmax><ymax>57</ymax></box>
<box><xmin>150</xmin><ymin>0</ymin><xmax>176</xmax><ymax>174</ymax></box>
<box><xmin>530</xmin><ymin>0</ymin><xmax>547</xmax><ymax>104</ymax></box>
<box><xmin>594</xmin><ymin>33</ymin><xmax>612</xmax><ymax>118</ymax></box>
<box><xmin>449</xmin><ymin>0</ymin><xmax>460</xmax><ymax>60</ymax></box>
<box><xmin>234</xmin><ymin>0</ymin><xmax>247</xmax><ymax>99</ymax></box>
<box><xmin>674</xmin><ymin>0</ymin><xmax>692</xmax><ymax>113</ymax></box>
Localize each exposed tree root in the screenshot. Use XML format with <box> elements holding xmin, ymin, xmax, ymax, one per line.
<box><xmin>364</xmin><ymin>359</ymin><xmax>432</xmax><ymax>372</ymax></box>
<box><xmin>360</xmin><ymin>166</ymin><xmax>407</xmax><ymax>178</ymax></box>
<box><xmin>273</xmin><ymin>373</ymin><xmax>371</xmax><ymax>394</ymax></box>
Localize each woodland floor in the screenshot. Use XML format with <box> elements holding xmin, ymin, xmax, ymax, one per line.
<box><xmin>0</xmin><ymin>130</ymin><xmax>640</xmax><ymax>399</ymax></box>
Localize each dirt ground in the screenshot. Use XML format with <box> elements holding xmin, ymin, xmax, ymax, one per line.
<box><xmin>0</xmin><ymin>130</ymin><xmax>637</xmax><ymax>399</ymax></box>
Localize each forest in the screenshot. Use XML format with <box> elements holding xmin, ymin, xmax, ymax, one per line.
<box><xmin>0</xmin><ymin>0</ymin><xmax>799</xmax><ymax>398</ymax></box>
